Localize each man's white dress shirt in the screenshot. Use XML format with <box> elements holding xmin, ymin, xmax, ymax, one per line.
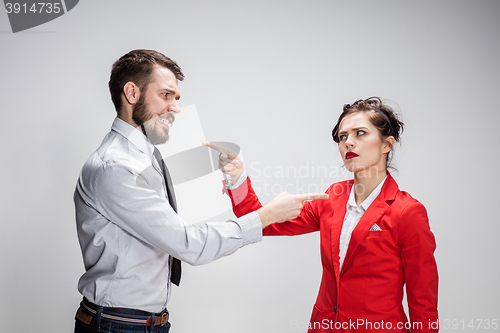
<box><xmin>74</xmin><ymin>118</ymin><xmax>262</xmax><ymax>312</ymax></box>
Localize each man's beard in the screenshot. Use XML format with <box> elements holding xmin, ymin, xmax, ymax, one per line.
<box><xmin>132</xmin><ymin>94</ymin><xmax>170</xmax><ymax>145</ymax></box>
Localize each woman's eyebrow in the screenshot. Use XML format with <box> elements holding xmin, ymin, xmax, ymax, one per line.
<box><xmin>352</xmin><ymin>126</ymin><xmax>369</xmax><ymax>131</ymax></box>
<box><xmin>339</xmin><ymin>126</ymin><xmax>369</xmax><ymax>134</ymax></box>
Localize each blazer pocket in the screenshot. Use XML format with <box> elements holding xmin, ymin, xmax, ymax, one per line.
<box><xmin>366</xmin><ymin>230</ymin><xmax>391</xmax><ymax>238</ymax></box>
<box><xmin>311</xmin><ymin>304</ymin><xmax>324</xmax><ymax>324</ymax></box>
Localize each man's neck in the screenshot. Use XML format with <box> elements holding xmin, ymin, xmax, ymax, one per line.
<box><xmin>117</xmin><ymin>110</ymin><xmax>139</xmax><ymax>128</ymax></box>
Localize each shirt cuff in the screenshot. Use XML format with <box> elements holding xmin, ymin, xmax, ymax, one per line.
<box><xmin>224</xmin><ymin>169</ymin><xmax>247</xmax><ymax>190</ymax></box>
<box><xmin>233</xmin><ymin>210</ymin><xmax>263</xmax><ymax>245</ymax></box>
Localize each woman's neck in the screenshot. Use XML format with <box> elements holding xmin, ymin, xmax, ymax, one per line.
<box><xmin>353</xmin><ymin>168</ymin><xmax>387</xmax><ymax>206</ymax></box>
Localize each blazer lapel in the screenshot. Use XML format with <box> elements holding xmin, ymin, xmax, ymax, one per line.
<box><xmin>331</xmin><ymin>181</ymin><xmax>353</xmax><ymax>285</ymax></box>
<box><xmin>340</xmin><ymin>174</ymin><xmax>399</xmax><ymax>276</ymax></box>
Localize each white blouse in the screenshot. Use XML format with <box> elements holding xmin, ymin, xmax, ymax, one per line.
<box><xmin>339</xmin><ymin>177</ymin><xmax>387</xmax><ymax>272</ymax></box>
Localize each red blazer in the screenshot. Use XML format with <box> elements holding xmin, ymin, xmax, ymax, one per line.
<box><xmin>227</xmin><ymin>173</ymin><xmax>438</xmax><ymax>332</ymax></box>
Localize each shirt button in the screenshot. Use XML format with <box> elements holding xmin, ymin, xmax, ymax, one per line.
<box><xmin>334</xmin><ymin>305</ymin><xmax>337</xmax><ymax>313</ymax></box>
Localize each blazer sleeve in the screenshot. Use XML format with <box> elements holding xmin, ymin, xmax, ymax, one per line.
<box><xmin>398</xmin><ymin>202</ymin><xmax>439</xmax><ymax>332</ymax></box>
<box><xmin>226</xmin><ymin>177</ymin><xmax>321</xmax><ymax>236</ymax></box>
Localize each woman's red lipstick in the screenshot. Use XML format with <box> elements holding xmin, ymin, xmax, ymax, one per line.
<box><xmin>346</xmin><ymin>152</ymin><xmax>359</xmax><ymax>159</ymax></box>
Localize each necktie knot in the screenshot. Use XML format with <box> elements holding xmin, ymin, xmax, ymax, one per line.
<box><xmin>152</xmin><ymin>147</ymin><xmax>163</xmax><ymax>169</ymax></box>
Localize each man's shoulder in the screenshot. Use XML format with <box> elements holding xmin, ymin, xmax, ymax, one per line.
<box><xmin>82</xmin><ymin>130</ymin><xmax>149</xmax><ymax>177</ymax></box>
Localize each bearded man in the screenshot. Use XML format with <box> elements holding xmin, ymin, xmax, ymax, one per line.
<box><xmin>73</xmin><ymin>49</ymin><xmax>327</xmax><ymax>333</ymax></box>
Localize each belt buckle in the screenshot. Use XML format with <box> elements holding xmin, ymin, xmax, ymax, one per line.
<box><xmin>160</xmin><ymin>311</ymin><xmax>169</xmax><ymax>326</ymax></box>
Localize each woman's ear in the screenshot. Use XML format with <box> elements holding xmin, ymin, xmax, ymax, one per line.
<box><xmin>383</xmin><ymin>136</ymin><xmax>395</xmax><ymax>154</ymax></box>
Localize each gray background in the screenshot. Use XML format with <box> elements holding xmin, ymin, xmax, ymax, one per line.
<box><xmin>1</xmin><ymin>0</ymin><xmax>499</xmax><ymax>332</ymax></box>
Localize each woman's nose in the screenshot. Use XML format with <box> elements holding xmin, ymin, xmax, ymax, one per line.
<box><xmin>345</xmin><ymin>135</ymin><xmax>354</xmax><ymax>147</ymax></box>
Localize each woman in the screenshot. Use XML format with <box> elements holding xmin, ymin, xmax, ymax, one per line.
<box><xmin>212</xmin><ymin>97</ymin><xmax>438</xmax><ymax>332</ymax></box>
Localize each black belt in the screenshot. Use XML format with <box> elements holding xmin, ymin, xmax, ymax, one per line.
<box><xmin>77</xmin><ymin>298</ymin><xmax>169</xmax><ymax>327</ymax></box>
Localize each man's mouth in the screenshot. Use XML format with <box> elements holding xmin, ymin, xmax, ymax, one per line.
<box><xmin>159</xmin><ymin>118</ymin><xmax>174</xmax><ymax>128</ymax></box>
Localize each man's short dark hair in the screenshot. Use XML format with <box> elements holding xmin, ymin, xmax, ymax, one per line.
<box><xmin>109</xmin><ymin>49</ymin><xmax>184</xmax><ymax>112</ymax></box>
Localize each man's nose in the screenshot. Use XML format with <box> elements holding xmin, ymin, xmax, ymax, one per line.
<box><xmin>169</xmin><ymin>100</ymin><xmax>181</xmax><ymax>114</ymax></box>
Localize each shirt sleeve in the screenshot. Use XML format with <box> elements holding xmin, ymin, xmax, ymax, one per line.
<box><xmin>226</xmin><ymin>175</ymin><xmax>321</xmax><ymax>236</ymax></box>
<box><xmin>398</xmin><ymin>202</ymin><xmax>439</xmax><ymax>332</ymax></box>
<box><xmin>93</xmin><ymin>161</ymin><xmax>262</xmax><ymax>266</ymax></box>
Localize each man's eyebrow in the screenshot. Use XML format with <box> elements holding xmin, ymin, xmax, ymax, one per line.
<box><xmin>161</xmin><ymin>88</ymin><xmax>181</xmax><ymax>100</ymax></box>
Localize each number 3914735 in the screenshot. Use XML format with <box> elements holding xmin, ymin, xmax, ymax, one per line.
<box><xmin>441</xmin><ymin>319</ymin><xmax>498</xmax><ymax>330</ymax></box>
<box><xmin>5</xmin><ymin>3</ymin><xmax>62</xmax><ymax>14</ymax></box>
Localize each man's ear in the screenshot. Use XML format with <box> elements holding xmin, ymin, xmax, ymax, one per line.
<box><xmin>123</xmin><ymin>82</ymin><xmax>140</xmax><ymax>105</ymax></box>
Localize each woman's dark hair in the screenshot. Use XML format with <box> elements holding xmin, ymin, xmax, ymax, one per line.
<box><xmin>331</xmin><ymin>97</ymin><xmax>404</xmax><ymax>168</ymax></box>
<box><xmin>108</xmin><ymin>49</ymin><xmax>184</xmax><ymax>112</ymax></box>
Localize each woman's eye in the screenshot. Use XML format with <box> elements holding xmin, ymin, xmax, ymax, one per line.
<box><xmin>357</xmin><ymin>130</ymin><xmax>365</xmax><ymax>136</ymax></box>
<box><xmin>163</xmin><ymin>93</ymin><xmax>169</xmax><ymax>97</ymax></box>
<box><xmin>339</xmin><ymin>135</ymin><xmax>346</xmax><ymax>141</ymax></box>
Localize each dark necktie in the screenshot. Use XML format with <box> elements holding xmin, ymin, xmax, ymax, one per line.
<box><xmin>153</xmin><ymin>147</ymin><xmax>182</xmax><ymax>286</ymax></box>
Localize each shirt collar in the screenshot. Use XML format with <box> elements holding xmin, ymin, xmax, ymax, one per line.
<box><xmin>111</xmin><ymin>117</ymin><xmax>155</xmax><ymax>156</ymax></box>
<box><xmin>347</xmin><ymin>176</ymin><xmax>387</xmax><ymax>211</ymax></box>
